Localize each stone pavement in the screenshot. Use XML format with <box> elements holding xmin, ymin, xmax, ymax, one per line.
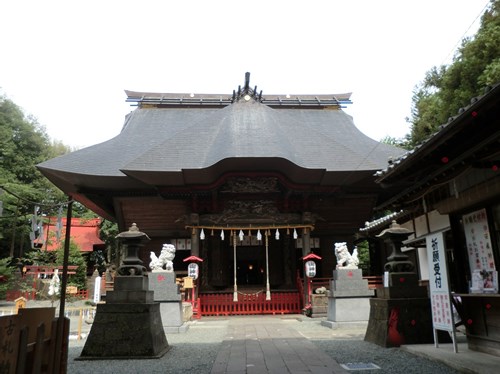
<box><xmin>210</xmin><ymin>317</ymin><xmax>348</xmax><ymax>373</ymax></box>
<box><xmin>4</xmin><ymin>300</ymin><xmax>500</xmax><ymax>373</ymax></box>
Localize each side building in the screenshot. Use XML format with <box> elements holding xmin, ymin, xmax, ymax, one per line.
<box><xmin>362</xmin><ymin>82</ymin><xmax>500</xmax><ymax>355</ymax></box>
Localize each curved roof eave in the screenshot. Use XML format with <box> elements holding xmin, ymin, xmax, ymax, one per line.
<box><xmin>36</xmin><ymin>166</ymin><xmax>150</xmax><ymax>192</ymax></box>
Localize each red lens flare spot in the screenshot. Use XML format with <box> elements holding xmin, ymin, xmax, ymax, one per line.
<box><xmin>486</xmin><ymin>304</ymin><xmax>492</xmax><ymax>310</ymax></box>
<box><xmin>399</xmin><ymin>277</ymin><xmax>405</xmax><ymax>283</ymax></box>
<box><xmin>471</xmin><ymin>111</ymin><xmax>478</xmax><ymax>117</ymax></box>
<box><xmin>411</xmin><ymin>319</ymin><xmax>416</xmax><ymax>326</ymax></box>
<box><xmin>467</xmin><ymin>319</ymin><xmax>473</xmax><ymax>325</ymax></box>
<box><xmin>492</xmin><ymin>165</ymin><xmax>498</xmax><ymax>172</ymax></box>
<box><xmin>441</xmin><ymin>156</ymin><xmax>449</xmax><ymax>164</ymax></box>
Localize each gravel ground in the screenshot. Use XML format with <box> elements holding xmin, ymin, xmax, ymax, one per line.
<box><xmin>67</xmin><ymin>317</ymin><xmax>461</xmax><ymax>374</ymax></box>
<box><xmin>312</xmin><ymin>340</ymin><xmax>459</xmax><ymax>374</ymax></box>
<box><xmin>292</xmin><ymin>319</ymin><xmax>461</xmax><ymax>374</ymax></box>
<box><xmin>67</xmin><ymin>319</ymin><xmax>227</xmax><ymax>374</ymax></box>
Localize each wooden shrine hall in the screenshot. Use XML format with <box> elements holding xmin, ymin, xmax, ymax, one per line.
<box><xmin>38</xmin><ymin>73</ymin><xmax>404</xmax><ymax>315</ymax></box>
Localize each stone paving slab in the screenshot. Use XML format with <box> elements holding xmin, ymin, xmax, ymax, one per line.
<box><xmin>211</xmin><ymin>318</ymin><xmax>348</xmax><ymax>374</ymax></box>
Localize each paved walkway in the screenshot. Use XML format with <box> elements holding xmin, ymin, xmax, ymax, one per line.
<box><xmin>211</xmin><ymin>318</ymin><xmax>348</xmax><ymax>373</ymax></box>
<box><xmin>5</xmin><ymin>300</ymin><xmax>500</xmax><ymax>373</ymax></box>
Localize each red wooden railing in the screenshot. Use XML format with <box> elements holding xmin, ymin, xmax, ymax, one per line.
<box><xmin>365</xmin><ymin>276</ymin><xmax>384</xmax><ymax>289</ymax></box>
<box><xmin>200</xmin><ymin>291</ymin><xmax>301</xmax><ymax>316</ymax></box>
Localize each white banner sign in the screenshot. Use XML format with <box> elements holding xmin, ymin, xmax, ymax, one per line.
<box><xmin>426</xmin><ymin>231</ymin><xmax>453</xmax><ymax>332</ymax></box>
<box><xmin>463</xmin><ymin>208</ymin><xmax>495</xmax><ymax>273</ymax></box>
<box><xmin>93</xmin><ymin>276</ymin><xmax>101</xmax><ymax>303</ymax></box>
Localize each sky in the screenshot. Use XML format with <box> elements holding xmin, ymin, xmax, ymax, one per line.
<box><xmin>0</xmin><ymin>0</ymin><xmax>491</xmax><ymax>149</ymax></box>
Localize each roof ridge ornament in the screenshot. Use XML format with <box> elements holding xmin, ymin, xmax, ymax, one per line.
<box><xmin>232</xmin><ymin>72</ymin><xmax>263</xmax><ymax>103</ymax></box>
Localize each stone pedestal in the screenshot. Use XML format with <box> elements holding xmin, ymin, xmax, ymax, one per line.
<box><xmin>364</xmin><ymin>272</ymin><xmax>434</xmax><ymax>347</ymax></box>
<box><xmin>78</xmin><ymin>276</ymin><xmax>170</xmax><ymax>359</ymax></box>
<box><xmin>321</xmin><ymin>269</ymin><xmax>374</xmax><ymax>329</ymax></box>
<box><xmin>364</xmin><ymin>297</ymin><xmax>433</xmax><ymax>347</ymax></box>
<box><xmin>148</xmin><ymin>271</ymin><xmax>188</xmax><ymax>333</ymax></box>
<box><xmin>311</xmin><ymin>294</ymin><xmax>328</xmax><ymax>317</ymax></box>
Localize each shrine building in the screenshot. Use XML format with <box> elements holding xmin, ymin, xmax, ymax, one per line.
<box><xmin>37</xmin><ymin>73</ymin><xmax>404</xmax><ymax>310</ymax></box>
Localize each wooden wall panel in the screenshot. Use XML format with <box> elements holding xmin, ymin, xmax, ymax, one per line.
<box><xmin>117</xmin><ymin>197</ymin><xmax>190</xmax><ymax>232</ymax></box>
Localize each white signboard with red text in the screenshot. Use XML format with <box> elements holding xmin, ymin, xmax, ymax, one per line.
<box><xmin>426</xmin><ymin>230</ymin><xmax>457</xmax><ymax>352</ymax></box>
<box><xmin>463</xmin><ymin>208</ymin><xmax>495</xmax><ymax>273</ymax></box>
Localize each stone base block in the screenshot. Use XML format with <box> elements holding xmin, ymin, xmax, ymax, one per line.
<box><xmin>182</xmin><ymin>302</ymin><xmax>193</xmax><ymax>322</ymax></box>
<box><xmin>333</xmin><ymin>268</ymin><xmax>363</xmax><ymax>281</ymax></box>
<box><xmin>113</xmin><ymin>276</ymin><xmax>149</xmax><ymax>291</ymax></box>
<box><xmin>159</xmin><ymin>301</ymin><xmax>188</xmax><ymax>334</ymax></box>
<box><xmin>375</xmin><ymin>286</ymin><xmax>428</xmax><ymax>299</ymax></box>
<box><xmin>330</xmin><ymin>288</ymin><xmax>374</xmax><ymax>297</ymax></box>
<box><xmin>364</xmin><ymin>297</ymin><xmax>434</xmax><ymax>347</ymax></box>
<box><xmin>105</xmin><ymin>290</ymin><xmax>154</xmax><ymax>304</ymax></box>
<box><xmin>148</xmin><ymin>271</ymin><xmax>181</xmax><ymax>301</ymax></box>
<box><xmin>311</xmin><ymin>294</ymin><xmax>328</xmax><ymax>317</ymax></box>
<box><xmin>321</xmin><ymin>320</ymin><xmax>368</xmax><ymax>330</ymax></box>
<box><xmin>327</xmin><ymin>297</ymin><xmax>371</xmax><ymax>322</ymax></box>
<box><xmin>164</xmin><ymin>324</ymin><xmax>190</xmax><ymax>334</ymax></box>
<box><xmin>78</xmin><ymin>303</ymin><xmax>169</xmax><ymax>359</ymax></box>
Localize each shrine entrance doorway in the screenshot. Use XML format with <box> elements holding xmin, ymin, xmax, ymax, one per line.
<box><xmin>236</xmin><ymin>246</ymin><xmax>265</xmax><ymax>287</ymax></box>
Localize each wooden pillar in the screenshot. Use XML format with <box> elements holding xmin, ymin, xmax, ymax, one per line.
<box><xmin>302</xmin><ymin>212</ymin><xmax>313</xmax><ymax>305</ymax></box>
<box><xmin>190</xmin><ymin>213</ymin><xmax>200</xmax><ymax>257</ymax></box>
<box><xmin>302</xmin><ymin>228</ymin><xmax>311</xmax><ymax>305</ymax></box>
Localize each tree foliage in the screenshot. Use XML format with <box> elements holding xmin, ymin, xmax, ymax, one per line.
<box><xmin>56</xmin><ymin>240</ymin><xmax>87</xmax><ymax>290</ymax></box>
<box><xmin>0</xmin><ymin>93</ymin><xmax>72</xmax><ymax>258</ymax></box>
<box><xmin>99</xmin><ymin>219</ymin><xmax>120</xmax><ymax>267</ymax></box>
<box><xmin>0</xmin><ymin>257</ymin><xmax>15</xmax><ymax>299</ymax></box>
<box><xmin>408</xmin><ymin>0</ymin><xmax>500</xmax><ymax>146</ymax></box>
<box><xmin>356</xmin><ymin>240</ymin><xmax>370</xmax><ymax>275</ymax></box>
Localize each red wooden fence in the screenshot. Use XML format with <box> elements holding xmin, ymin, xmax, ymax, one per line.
<box><xmin>200</xmin><ymin>291</ymin><xmax>301</xmax><ymax>316</ymax></box>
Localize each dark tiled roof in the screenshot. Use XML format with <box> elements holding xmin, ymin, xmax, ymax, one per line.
<box><xmin>38</xmin><ymin>73</ymin><xmax>403</xmax><ymax>190</ymax></box>
<box><xmin>38</xmin><ymin>90</ymin><xmax>404</xmax><ymax>190</ymax></box>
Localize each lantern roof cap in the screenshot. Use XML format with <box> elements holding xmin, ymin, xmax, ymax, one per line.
<box><xmin>183</xmin><ymin>255</ymin><xmax>204</xmax><ymax>262</ymax></box>
<box><xmin>301</xmin><ymin>253</ymin><xmax>322</xmax><ymax>261</ymax></box>
<box><xmin>376</xmin><ymin>220</ymin><xmax>413</xmax><ymax>237</ymax></box>
<box><xmin>116</xmin><ymin>223</ymin><xmax>150</xmax><ymax>240</ymax></box>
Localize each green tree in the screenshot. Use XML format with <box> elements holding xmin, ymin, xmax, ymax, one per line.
<box><xmin>409</xmin><ymin>0</ymin><xmax>500</xmax><ymax>146</ymax></box>
<box><xmin>56</xmin><ymin>240</ymin><xmax>87</xmax><ymax>290</ymax></box>
<box><xmin>99</xmin><ymin>219</ymin><xmax>120</xmax><ymax>267</ymax></box>
<box><xmin>0</xmin><ymin>93</ymin><xmax>71</xmax><ymax>258</ymax></box>
<box><xmin>355</xmin><ymin>240</ymin><xmax>370</xmax><ymax>275</ymax></box>
<box><xmin>0</xmin><ymin>257</ymin><xmax>15</xmax><ymax>299</ymax></box>
<box><xmin>380</xmin><ymin>135</ymin><xmax>412</xmax><ymax>150</ymax></box>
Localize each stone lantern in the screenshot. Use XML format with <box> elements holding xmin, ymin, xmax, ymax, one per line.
<box><xmin>375</xmin><ymin>221</ymin><xmax>426</xmax><ymax>299</ymax></box>
<box><xmin>116</xmin><ymin>222</ymin><xmax>149</xmax><ymax>276</ymax></box>
<box><xmin>364</xmin><ymin>221</ymin><xmax>433</xmax><ymax>347</ymax></box>
<box><xmin>79</xmin><ymin>223</ymin><xmax>169</xmax><ymax>359</ymax></box>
